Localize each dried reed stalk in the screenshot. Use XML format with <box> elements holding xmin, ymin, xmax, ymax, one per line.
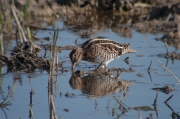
<box><xmin>50</xmin><ymin>95</ymin><xmax>57</xmax><ymax>119</ymax></box>
<box><xmin>158</xmin><ymin>59</ymin><xmax>180</xmax><ymax>83</ymax></box>
<box><xmin>0</xmin><ymin>31</ymin><xmax>3</xmax><ymax>55</ymax></box>
<box><xmin>11</xmin><ymin>5</ymin><xmax>41</xmax><ymax>50</ymax></box>
<box><xmin>11</xmin><ymin>5</ymin><xmax>27</xmax><ymax>42</ymax></box>
<box><xmin>48</xmin><ymin>29</ymin><xmax>59</xmax><ymax>119</ymax></box>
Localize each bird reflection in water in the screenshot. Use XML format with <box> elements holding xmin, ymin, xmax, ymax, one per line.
<box><xmin>69</xmin><ymin>70</ymin><xmax>133</xmax><ymax>97</ymax></box>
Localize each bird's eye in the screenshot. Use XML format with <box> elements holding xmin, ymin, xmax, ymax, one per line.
<box><xmin>73</xmin><ymin>54</ymin><xmax>76</xmax><ymax>57</ymax></box>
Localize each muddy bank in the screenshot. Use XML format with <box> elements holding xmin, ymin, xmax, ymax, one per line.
<box><xmin>1</xmin><ymin>0</ymin><xmax>180</xmax><ymax>70</ymax></box>
<box><xmin>1</xmin><ymin>0</ymin><xmax>180</xmax><ymax>36</ymax></box>
<box><xmin>16</xmin><ymin>0</ymin><xmax>180</xmax><ymax>48</ymax></box>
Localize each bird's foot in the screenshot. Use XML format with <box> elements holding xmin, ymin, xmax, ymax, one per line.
<box><xmin>94</xmin><ymin>62</ymin><xmax>106</xmax><ymax>72</ymax></box>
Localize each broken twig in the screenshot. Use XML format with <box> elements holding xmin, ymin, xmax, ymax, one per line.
<box><xmin>158</xmin><ymin>60</ymin><xmax>180</xmax><ymax>83</ymax></box>
<box><xmin>164</xmin><ymin>95</ymin><xmax>173</xmax><ymax>103</ymax></box>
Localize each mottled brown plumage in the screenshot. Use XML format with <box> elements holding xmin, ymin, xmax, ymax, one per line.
<box><xmin>69</xmin><ymin>38</ymin><xmax>137</xmax><ymax>71</ymax></box>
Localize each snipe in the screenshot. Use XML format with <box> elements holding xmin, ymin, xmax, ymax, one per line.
<box><xmin>69</xmin><ymin>38</ymin><xmax>137</xmax><ymax>71</ymax></box>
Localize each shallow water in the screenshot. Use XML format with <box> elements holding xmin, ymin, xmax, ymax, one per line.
<box><xmin>0</xmin><ymin>20</ymin><xmax>180</xmax><ymax>119</ymax></box>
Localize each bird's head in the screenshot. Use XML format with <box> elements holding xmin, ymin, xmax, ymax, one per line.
<box><xmin>123</xmin><ymin>43</ymin><xmax>137</xmax><ymax>54</ymax></box>
<box><xmin>69</xmin><ymin>48</ymin><xmax>84</xmax><ymax>71</ymax></box>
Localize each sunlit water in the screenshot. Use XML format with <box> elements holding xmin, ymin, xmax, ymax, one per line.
<box><xmin>0</xmin><ymin>20</ymin><xmax>180</xmax><ymax>119</ymax></box>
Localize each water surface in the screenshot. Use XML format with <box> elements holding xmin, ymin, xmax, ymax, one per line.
<box><xmin>0</xmin><ymin>20</ymin><xmax>180</xmax><ymax>119</ymax></box>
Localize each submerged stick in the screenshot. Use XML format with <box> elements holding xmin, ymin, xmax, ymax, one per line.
<box><xmin>148</xmin><ymin>71</ymin><xmax>153</xmax><ymax>82</ymax></box>
<box><xmin>164</xmin><ymin>40</ymin><xmax>169</xmax><ymax>56</ymax></box>
<box><xmin>158</xmin><ymin>60</ymin><xmax>180</xmax><ymax>83</ymax></box>
<box><xmin>147</xmin><ymin>60</ymin><xmax>152</xmax><ymax>72</ymax></box>
<box><xmin>164</xmin><ymin>101</ymin><xmax>174</xmax><ymax>112</ymax></box>
<box><xmin>153</xmin><ymin>92</ymin><xmax>158</xmax><ymax>106</ymax></box>
<box><xmin>29</xmin><ymin>89</ymin><xmax>34</xmax><ymax>119</ymax></box>
<box><xmin>107</xmin><ymin>100</ymin><xmax>110</xmax><ymax>108</ymax></box>
<box><xmin>164</xmin><ymin>95</ymin><xmax>173</xmax><ymax>103</ymax></box>
<box><xmin>29</xmin><ymin>106</ymin><xmax>34</xmax><ymax>119</ymax></box>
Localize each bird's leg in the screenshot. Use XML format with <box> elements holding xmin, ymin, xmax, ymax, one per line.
<box><xmin>95</xmin><ymin>62</ymin><xmax>106</xmax><ymax>71</ymax></box>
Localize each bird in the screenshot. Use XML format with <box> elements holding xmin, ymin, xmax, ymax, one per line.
<box><xmin>69</xmin><ymin>37</ymin><xmax>137</xmax><ymax>71</ymax></box>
